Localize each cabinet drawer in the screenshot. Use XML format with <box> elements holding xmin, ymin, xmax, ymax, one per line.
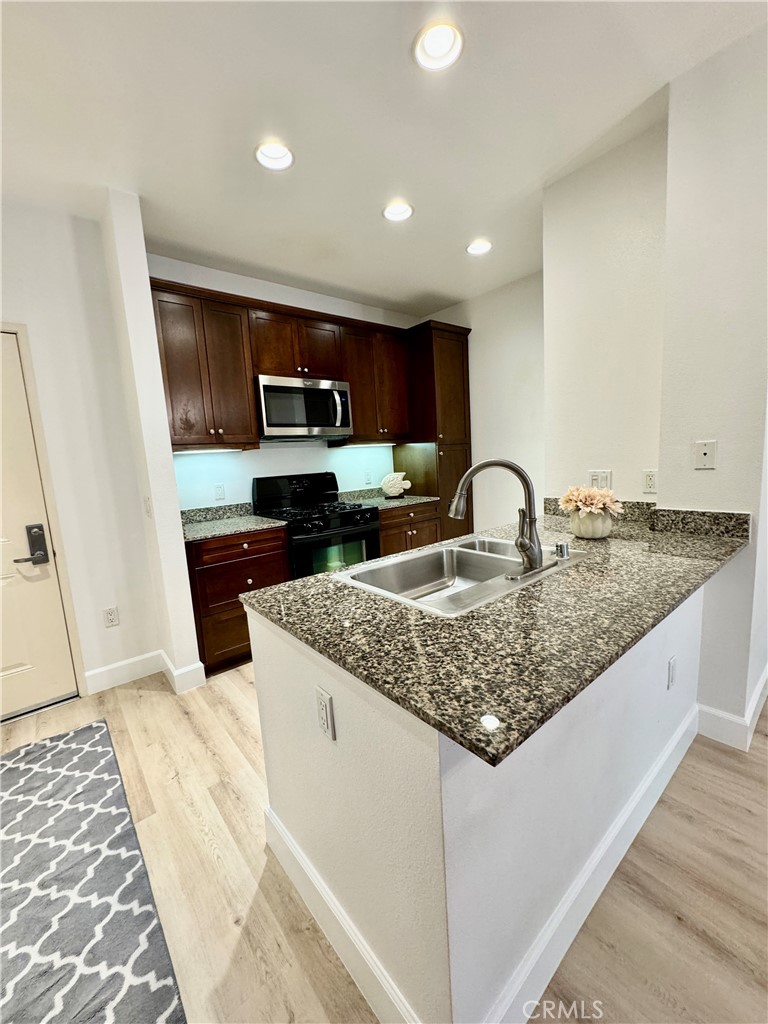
<box><xmin>378</xmin><ymin>501</ymin><xmax>439</xmax><ymax>529</ymax></box>
<box><xmin>202</xmin><ymin>607</ymin><xmax>251</xmax><ymax>669</ymax></box>
<box><xmin>188</xmin><ymin>527</ymin><xmax>287</xmax><ymax>567</ymax></box>
<box><xmin>195</xmin><ymin>550</ymin><xmax>290</xmax><ymax>615</ymax></box>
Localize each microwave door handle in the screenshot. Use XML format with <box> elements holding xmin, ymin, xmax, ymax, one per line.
<box><xmin>333</xmin><ymin>389</ymin><xmax>343</xmax><ymax>427</ymax></box>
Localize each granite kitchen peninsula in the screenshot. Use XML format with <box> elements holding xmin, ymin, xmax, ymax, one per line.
<box><xmin>241</xmin><ymin>513</ymin><xmax>748</xmax><ymax>1023</ymax></box>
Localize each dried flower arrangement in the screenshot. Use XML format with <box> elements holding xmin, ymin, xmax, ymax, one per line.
<box><xmin>559</xmin><ymin>487</ymin><xmax>624</xmax><ymax>519</ymax></box>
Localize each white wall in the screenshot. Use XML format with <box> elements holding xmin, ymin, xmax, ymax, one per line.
<box><xmin>101</xmin><ymin>190</ymin><xmax>204</xmax><ymax>692</ymax></box>
<box><xmin>247</xmin><ymin>612</ymin><xmax>452</xmax><ymax>1024</ymax></box>
<box><xmin>659</xmin><ymin>29</ymin><xmax>767</xmax><ymax>728</ymax></box>
<box><xmin>432</xmin><ymin>273</ymin><xmax>545</xmax><ymax>527</ymax></box>
<box><xmin>147</xmin><ymin>254</ymin><xmax>416</xmax><ymax>330</ymax></box>
<box><xmin>174</xmin><ymin>444</ymin><xmax>395</xmax><ymax>510</ymax></box>
<box><xmin>2</xmin><ymin>199</ymin><xmax>160</xmax><ymax>681</ymax></box>
<box><xmin>543</xmin><ymin>125</ymin><xmax>667</xmax><ymax>502</ymax></box>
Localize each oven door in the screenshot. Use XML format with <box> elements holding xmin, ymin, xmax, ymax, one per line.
<box><xmin>291</xmin><ymin>524</ymin><xmax>380</xmax><ymax>578</ymax></box>
<box><xmin>258</xmin><ymin>375</ymin><xmax>352</xmax><ymax>439</ymax></box>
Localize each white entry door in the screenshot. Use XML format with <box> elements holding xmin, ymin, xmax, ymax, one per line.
<box><xmin>1</xmin><ymin>330</ymin><xmax>78</xmax><ymax>719</ymax></box>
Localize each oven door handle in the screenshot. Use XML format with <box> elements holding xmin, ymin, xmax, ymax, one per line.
<box><xmin>291</xmin><ymin>522</ymin><xmax>379</xmax><ymax>544</ymax></box>
<box><xmin>333</xmin><ymin>389</ymin><xmax>343</xmax><ymax>427</ymax></box>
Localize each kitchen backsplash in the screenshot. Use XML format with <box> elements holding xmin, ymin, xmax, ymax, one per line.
<box><xmin>173</xmin><ymin>443</ymin><xmax>395</xmax><ymax>510</ymax></box>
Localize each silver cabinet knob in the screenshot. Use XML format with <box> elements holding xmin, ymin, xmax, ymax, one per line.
<box><xmin>304</xmin><ymin>367</ymin><xmax>308</xmax><ymax>372</ymax></box>
<box><xmin>246</xmin><ymin>578</ymin><xmax>253</xmax><ymax>585</ymax></box>
<box><xmin>243</xmin><ymin>542</ymin><xmax>249</xmax><ymax>549</ymax></box>
<box><xmin>209</xmin><ymin>429</ymin><xmax>215</xmax><ymax>435</ymax></box>
<box><xmin>383</xmin><ymin>428</ymin><xmax>388</xmax><ymax>433</ymax></box>
<box><xmin>409</xmin><ymin>512</ymin><xmax>414</xmax><ymax>518</ymax></box>
<box><xmin>379</xmin><ymin>428</ymin><xmax>384</xmax><ymax>433</ymax></box>
<box><xmin>218</xmin><ymin>428</ymin><xmax>224</xmax><ymax>434</ymax></box>
<box><xmin>439</xmin><ymin>451</ymin><xmax>444</xmax><ymax>456</ymax></box>
<box><xmin>297</xmin><ymin>366</ymin><xmax>301</xmax><ymax>371</ymax></box>
<box><xmin>438</xmin><ymin>433</ymin><xmax>444</xmax><ymax>439</ymax></box>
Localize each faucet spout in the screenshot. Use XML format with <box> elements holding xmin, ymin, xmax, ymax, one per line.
<box><xmin>448</xmin><ymin>458</ymin><xmax>543</xmax><ymax>572</ymax></box>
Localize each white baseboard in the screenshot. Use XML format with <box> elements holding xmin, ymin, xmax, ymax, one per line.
<box><xmin>486</xmin><ymin>704</ymin><xmax>699</xmax><ymax>1024</ymax></box>
<box><xmin>83</xmin><ymin>650</ymin><xmax>166</xmax><ymax>694</ymax></box>
<box><xmin>160</xmin><ymin>651</ymin><xmax>206</xmax><ymax>694</ymax></box>
<box><xmin>698</xmin><ymin>666</ymin><xmax>768</xmax><ymax>751</ymax></box>
<box><xmin>83</xmin><ymin>650</ymin><xmax>205</xmax><ymax>696</ymax></box>
<box><xmin>265</xmin><ymin>808</ymin><xmax>421</xmax><ymax>1024</ymax></box>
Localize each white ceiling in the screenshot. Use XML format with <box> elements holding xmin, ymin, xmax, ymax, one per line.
<box><xmin>3</xmin><ymin>2</ymin><xmax>766</xmax><ymax>315</ymax></box>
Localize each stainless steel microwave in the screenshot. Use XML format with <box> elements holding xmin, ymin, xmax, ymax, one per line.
<box><xmin>257</xmin><ymin>375</ymin><xmax>352</xmax><ymax>439</ymax></box>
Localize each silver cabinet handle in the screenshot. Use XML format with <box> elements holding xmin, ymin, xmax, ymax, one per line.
<box><xmin>383</xmin><ymin>428</ymin><xmax>388</xmax><ymax>433</ymax></box>
<box><xmin>438</xmin><ymin>433</ymin><xmax>444</xmax><ymax>439</ymax></box>
<box><xmin>246</xmin><ymin>578</ymin><xmax>253</xmax><ymax>585</ymax></box>
<box><xmin>243</xmin><ymin>543</ymin><xmax>249</xmax><ymax>549</ymax></box>
<box><xmin>218</xmin><ymin>428</ymin><xmax>224</xmax><ymax>434</ymax></box>
<box><xmin>409</xmin><ymin>512</ymin><xmax>414</xmax><ymax>518</ymax></box>
<box><xmin>304</xmin><ymin>367</ymin><xmax>309</xmax><ymax>372</ymax></box>
<box><xmin>439</xmin><ymin>451</ymin><xmax>444</xmax><ymax>456</ymax></box>
<box><xmin>297</xmin><ymin>366</ymin><xmax>301</xmax><ymax>371</ymax></box>
<box><xmin>209</xmin><ymin>429</ymin><xmax>215</xmax><ymax>435</ymax></box>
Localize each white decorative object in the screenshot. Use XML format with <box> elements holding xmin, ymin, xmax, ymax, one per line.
<box><xmin>381</xmin><ymin>472</ymin><xmax>412</xmax><ymax>498</ymax></box>
<box><xmin>569</xmin><ymin>510</ymin><xmax>613</xmax><ymax>539</ymax></box>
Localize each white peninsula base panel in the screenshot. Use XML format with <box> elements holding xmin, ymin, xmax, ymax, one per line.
<box><xmin>246</xmin><ymin>588</ymin><xmax>704</xmax><ymax>1024</ymax></box>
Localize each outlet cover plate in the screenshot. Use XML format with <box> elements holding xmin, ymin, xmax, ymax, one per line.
<box><xmin>316</xmin><ymin>686</ymin><xmax>336</xmax><ymax>740</ymax></box>
<box><xmin>103</xmin><ymin>606</ymin><xmax>120</xmax><ymax>628</ymax></box>
<box><xmin>643</xmin><ymin>470</ymin><xmax>658</xmax><ymax>494</ymax></box>
<box><xmin>694</xmin><ymin>440</ymin><xmax>717</xmax><ymax>470</ymax></box>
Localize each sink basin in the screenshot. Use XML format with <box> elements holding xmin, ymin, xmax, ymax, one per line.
<box><xmin>338</xmin><ymin>541</ymin><xmax>585</xmax><ymax>617</ymax></box>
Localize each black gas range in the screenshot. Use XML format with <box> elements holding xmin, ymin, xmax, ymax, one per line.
<box><xmin>252</xmin><ymin>472</ymin><xmax>380</xmax><ymax>578</ymax></box>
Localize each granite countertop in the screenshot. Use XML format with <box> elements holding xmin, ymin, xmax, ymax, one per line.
<box><xmin>339</xmin><ymin>488</ymin><xmax>439</xmax><ymax>510</ymax></box>
<box><xmin>241</xmin><ymin>514</ymin><xmax>747</xmax><ymax>766</ymax></box>
<box><xmin>183</xmin><ymin>514</ymin><xmax>287</xmax><ymax>542</ymax></box>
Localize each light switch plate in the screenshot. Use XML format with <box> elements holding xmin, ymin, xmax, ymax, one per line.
<box><xmin>694</xmin><ymin>440</ymin><xmax>717</xmax><ymax>470</ymax></box>
<box><xmin>588</xmin><ymin>470</ymin><xmax>613</xmax><ymax>489</ymax></box>
<box><xmin>214</xmin><ymin>483</ymin><xmax>226</xmax><ymax>502</ymax></box>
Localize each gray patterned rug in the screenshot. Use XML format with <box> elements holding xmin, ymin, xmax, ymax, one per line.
<box><xmin>0</xmin><ymin>720</ymin><xmax>186</xmax><ymax>1024</ymax></box>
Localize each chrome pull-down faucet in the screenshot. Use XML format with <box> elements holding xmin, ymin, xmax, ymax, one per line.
<box><xmin>448</xmin><ymin>459</ymin><xmax>543</xmax><ymax>573</ymax></box>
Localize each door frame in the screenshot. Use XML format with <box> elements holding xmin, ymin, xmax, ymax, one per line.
<box><xmin>3</xmin><ymin>322</ymin><xmax>85</xmax><ymax>701</ymax></box>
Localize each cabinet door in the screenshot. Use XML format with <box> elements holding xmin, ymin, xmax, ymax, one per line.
<box><xmin>379</xmin><ymin>526</ymin><xmax>410</xmax><ymax>557</ymax></box>
<box><xmin>202</xmin><ymin>301</ymin><xmax>258</xmax><ymax>443</ymax></box>
<box><xmin>153</xmin><ymin>291</ymin><xmax>215</xmax><ymax>444</ymax></box>
<box><xmin>249</xmin><ymin>309</ymin><xmax>300</xmax><ymax>377</ymax></box>
<box><xmin>341</xmin><ymin>328</ymin><xmax>380</xmax><ymax>440</ymax></box>
<box><xmin>374</xmin><ymin>332</ymin><xmax>410</xmax><ymax>438</ymax></box>
<box><xmin>434</xmin><ymin>330</ymin><xmax>470</xmax><ymax>443</ymax></box>
<box><xmin>408</xmin><ymin>518</ymin><xmax>441</xmax><ymax>550</ymax></box>
<box><xmin>297</xmin><ymin>320</ymin><xmax>341</xmax><ymax>379</ymax></box>
<box><xmin>438</xmin><ymin>444</ymin><xmax>473</xmax><ymax>540</ymax></box>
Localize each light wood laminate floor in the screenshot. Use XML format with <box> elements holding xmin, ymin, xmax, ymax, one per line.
<box><xmin>2</xmin><ymin>670</ymin><xmax>766</xmax><ymax>1024</ymax></box>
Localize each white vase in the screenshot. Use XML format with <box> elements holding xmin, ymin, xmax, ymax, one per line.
<box><xmin>570</xmin><ymin>510</ymin><xmax>613</xmax><ymax>539</ymax></box>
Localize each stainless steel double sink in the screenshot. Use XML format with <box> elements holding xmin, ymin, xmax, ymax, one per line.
<box><xmin>337</xmin><ymin>537</ymin><xmax>586</xmax><ymax>617</ymax></box>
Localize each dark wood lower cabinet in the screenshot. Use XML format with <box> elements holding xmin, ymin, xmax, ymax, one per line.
<box><xmin>378</xmin><ymin>501</ymin><xmax>442</xmax><ymax>555</ymax></box>
<box><xmin>186</xmin><ymin>527</ymin><xmax>290</xmax><ymax>673</ymax></box>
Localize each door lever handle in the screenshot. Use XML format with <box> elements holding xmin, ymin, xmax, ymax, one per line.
<box><xmin>13</xmin><ymin>523</ymin><xmax>50</xmax><ymax>565</ymax></box>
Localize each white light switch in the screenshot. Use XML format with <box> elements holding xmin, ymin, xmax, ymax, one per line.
<box><xmin>214</xmin><ymin>483</ymin><xmax>226</xmax><ymax>501</ymax></box>
<box><xmin>588</xmin><ymin>470</ymin><xmax>613</xmax><ymax>489</ymax></box>
<box><xmin>694</xmin><ymin>440</ymin><xmax>717</xmax><ymax>470</ymax></box>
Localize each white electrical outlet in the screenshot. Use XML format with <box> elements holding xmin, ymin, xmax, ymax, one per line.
<box><xmin>588</xmin><ymin>470</ymin><xmax>613</xmax><ymax>489</ymax></box>
<box><xmin>214</xmin><ymin>483</ymin><xmax>226</xmax><ymax>502</ymax></box>
<box><xmin>667</xmin><ymin>655</ymin><xmax>677</xmax><ymax>690</ymax></box>
<box><xmin>694</xmin><ymin>440</ymin><xmax>717</xmax><ymax>470</ymax></box>
<box><xmin>316</xmin><ymin>687</ymin><xmax>336</xmax><ymax>740</ymax></box>
<box><xmin>643</xmin><ymin>470</ymin><xmax>658</xmax><ymax>494</ymax></box>
<box><xmin>143</xmin><ymin>496</ymin><xmax>153</xmax><ymax>519</ymax></box>
<box><xmin>103</xmin><ymin>606</ymin><xmax>120</xmax><ymax>629</ymax></box>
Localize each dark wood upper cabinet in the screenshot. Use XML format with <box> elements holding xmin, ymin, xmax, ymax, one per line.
<box><xmin>249</xmin><ymin>309</ymin><xmax>299</xmax><ymax>377</ymax></box>
<box><xmin>374</xmin><ymin>332</ymin><xmax>410</xmax><ymax>438</ymax></box>
<box><xmin>405</xmin><ymin>321</ymin><xmax>471</xmax><ymax>444</ymax></box>
<box><xmin>297</xmin><ymin>320</ymin><xmax>341</xmax><ymax>379</ymax></box>
<box><xmin>154</xmin><ymin>291</ymin><xmax>215</xmax><ymax>445</ymax></box>
<box><xmin>201</xmin><ymin>301</ymin><xmax>257</xmax><ymax>444</ymax></box>
<box><xmin>434</xmin><ymin>329</ymin><xmax>470</xmax><ymax>443</ymax></box>
<box><xmin>341</xmin><ymin>328</ymin><xmax>380</xmax><ymax>440</ymax></box>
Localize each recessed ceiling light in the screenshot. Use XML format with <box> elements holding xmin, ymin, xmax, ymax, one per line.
<box><xmin>414</xmin><ymin>23</ymin><xmax>464</xmax><ymax>71</ymax></box>
<box><xmin>383</xmin><ymin>200</ymin><xmax>414</xmax><ymax>222</ymax></box>
<box><xmin>254</xmin><ymin>141</ymin><xmax>294</xmax><ymax>171</ymax></box>
<box><xmin>466</xmin><ymin>238</ymin><xmax>493</xmax><ymax>255</ymax></box>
